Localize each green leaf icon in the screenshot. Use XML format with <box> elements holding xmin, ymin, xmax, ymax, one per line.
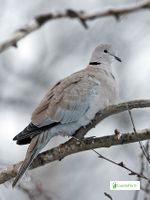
<box><xmin>113</xmin><ymin>182</ymin><xmax>117</xmax><ymax>189</ymax></box>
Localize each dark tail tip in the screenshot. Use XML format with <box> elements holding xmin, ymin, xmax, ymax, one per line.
<box><xmin>13</xmin><ymin>135</ymin><xmax>18</xmax><ymax>140</ymax></box>
<box><xmin>12</xmin><ymin>180</ymin><xmax>17</xmax><ymax>188</ymax></box>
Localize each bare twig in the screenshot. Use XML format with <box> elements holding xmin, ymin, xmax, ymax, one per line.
<box><xmin>98</xmin><ymin>152</ymin><xmax>149</xmax><ymax>181</ymax></box>
<box><xmin>72</xmin><ymin>136</ymin><xmax>149</xmax><ymax>181</ymax></box>
<box><xmin>133</xmin><ymin>141</ymin><xmax>150</xmax><ymax>200</ymax></box>
<box><xmin>0</xmin><ymin>99</ymin><xmax>150</xmax><ymax>184</ymax></box>
<box><xmin>133</xmin><ymin>153</ymin><xmax>145</xmax><ymax>200</ymax></box>
<box><xmin>0</xmin><ymin>0</ymin><xmax>150</xmax><ymax>53</ymax></box>
<box><xmin>128</xmin><ymin>109</ymin><xmax>150</xmax><ymax>163</ymax></box>
<box><xmin>104</xmin><ymin>192</ymin><xmax>113</xmax><ymax>200</ymax></box>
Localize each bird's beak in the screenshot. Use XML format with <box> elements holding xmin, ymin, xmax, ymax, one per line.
<box><xmin>114</xmin><ymin>55</ymin><xmax>122</xmax><ymax>62</ymax></box>
<box><xmin>108</xmin><ymin>52</ymin><xmax>122</xmax><ymax>62</ymax></box>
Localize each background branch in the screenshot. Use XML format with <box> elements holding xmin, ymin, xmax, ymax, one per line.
<box><xmin>0</xmin><ymin>99</ymin><xmax>150</xmax><ymax>185</ymax></box>
<box><xmin>0</xmin><ymin>0</ymin><xmax>150</xmax><ymax>53</ymax></box>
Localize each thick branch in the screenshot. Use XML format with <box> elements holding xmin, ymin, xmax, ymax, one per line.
<box><xmin>0</xmin><ymin>129</ymin><xmax>150</xmax><ymax>185</ymax></box>
<box><xmin>0</xmin><ymin>0</ymin><xmax>150</xmax><ymax>53</ymax></box>
<box><xmin>0</xmin><ymin>99</ymin><xmax>150</xmax><ymax>185</ymax></box>
<box><xmin>74</xmin><ymin>99</ymin><xmax>150</xmax><ymax>138</ymax></box>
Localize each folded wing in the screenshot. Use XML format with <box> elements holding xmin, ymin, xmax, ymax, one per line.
<box><xmin>14</xmin><ymin>69</ymin><xmax>96</xmax><ymax>144</ymax></box>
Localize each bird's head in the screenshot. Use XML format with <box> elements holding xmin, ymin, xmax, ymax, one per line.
<box><xmin>89</xmin><ymin>44</ymin><xmax>121</xmax><ymax>66</ymax></box>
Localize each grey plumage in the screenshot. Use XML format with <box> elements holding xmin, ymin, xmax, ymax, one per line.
<box><xmin>12</xmin><ymin>44</ymin><xmax>121</xmax><ymax>187</ymax></box>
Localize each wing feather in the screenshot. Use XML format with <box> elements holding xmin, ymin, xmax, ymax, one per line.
<box><xmin>14</xmin><ymin>68</ymin><xmax>101</xmax><ymax>144</ymax></box>
<box><xmin>31</xmin><ymin>70</ymin><xmax>95</xmax><ymax>127</ymax></box>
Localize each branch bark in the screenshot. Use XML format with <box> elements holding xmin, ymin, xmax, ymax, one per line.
<box><xmin>0</xmin><ymin>0</ymin><xmax>150</xmax><ymax>53</ymax></box>
<box><xmin>0</xmin><ymin>99</ymin><xmax>150</xmax><ymax>185</ymax></box>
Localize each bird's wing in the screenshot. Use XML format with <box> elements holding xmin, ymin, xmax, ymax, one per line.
<box><xmin>32</xmin><ymin>69</ymin><xmax>94</xmax><ymax>126</ymax></box>
<box><xmin>14</xmin><ymin>69</ymin><xmax>98</xmax><ymax>142</ymax></box>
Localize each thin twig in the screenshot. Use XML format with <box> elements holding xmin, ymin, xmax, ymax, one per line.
<box><xmin>104</xmin><ymin>192</ymin><xmax>113</xmax><ymax>200</ymax></box>
<box><xmin>72</xmin><ymin>136</ymin><xmax>149</xmax><ymax>181</ymax></box>
<box><xmin>142</xmin><ymin>141</ymin><xmax>150</xmax><ymax>199</ymax></box>
<box><xmin>133</xmin><ymin>152</ymin><xmax>145</xmax><ymax>200</ymax></box>
<box><xmin>127</xmin><ymin>108</ymin><xmax>150</xmax><ymax>163</ymax></box>
<box><xmin>96</xmin><ymin>150</ymin><xmax>149</xmax><ymax>181</ymax></box>
<box><xmin>133</xmin><ymin>140</ymin><xmax>150</xmax><ymax>200</ymax></box>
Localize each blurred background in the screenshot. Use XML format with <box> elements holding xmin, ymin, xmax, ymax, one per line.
<box><xmin>0</xmin><ymin>0</ymin><xmax>150</xmax><ymax>199</ymax></box>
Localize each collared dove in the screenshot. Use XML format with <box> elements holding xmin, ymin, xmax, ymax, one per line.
<box><xmin>12</xmin><ymin>44</ymin><xmax>121</xmax><ymax>187</ymax></box>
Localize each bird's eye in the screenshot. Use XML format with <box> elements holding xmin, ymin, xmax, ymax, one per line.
<box><xmin>104</xmin><ymin>49</ymin><xmax>108</xmax><ymax>53</ymax></box>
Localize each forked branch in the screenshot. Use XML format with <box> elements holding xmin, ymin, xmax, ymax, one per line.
<box><xmin>0</xmin><ymin>99</ymin><xmax>150</xmax><ymax>184</ymax></box>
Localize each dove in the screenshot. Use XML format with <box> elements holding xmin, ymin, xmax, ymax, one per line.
<box><xmin>12</xmin><ymin>44</ymin><xmax>121</xmax><ymax>187</ymax></box>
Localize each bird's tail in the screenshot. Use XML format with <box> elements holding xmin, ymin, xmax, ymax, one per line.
<box><xmin>12</xmin><ymin>148</ymin><xmax>38</xmax><ymax>187</ymax></box>
<box><xmin>12</xmin><ymin>130</ymin><xmax>52</xmax><ymax>187</ymax></box>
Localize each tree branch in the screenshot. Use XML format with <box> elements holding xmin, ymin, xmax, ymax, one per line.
<box><xmin>73</xmin><ymin>99</ymin><xmax>150</xmax><ymax>139</ymax></box>
<box><xmin>0</xmin><ymin>0</ymin><xmax>150</xmax><ymax>53</ymax></box>
<box><xmin>104</xmin><ymin>192</ymin><xmax>113</xmax><ymax>200</ymax></box>
<box><xmin>0</xmin><ymin>99</ymin><xmax>150</xmax><ymax>185</ymax></box>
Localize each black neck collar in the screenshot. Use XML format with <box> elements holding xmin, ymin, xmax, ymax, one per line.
<box><xmin>89</xmin><ymin>62</ymin><xmax>101</xmax><ymax>65</ymax></box>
